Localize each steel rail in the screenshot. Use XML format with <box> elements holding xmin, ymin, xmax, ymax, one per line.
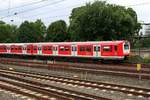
<box><xmin>0</xmin><ymin>72</ymin><xmax>110</xmax><ymax>100</ymax></box>
<box><xmin>0</xmin><ymin>69</ymin><xmax>150</xmax><ymax>98</ymax></box>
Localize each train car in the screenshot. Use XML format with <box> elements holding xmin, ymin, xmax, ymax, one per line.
<box><xmin>0</xmin><ymin>40</ymin><xmax>130</xmax><ymax>60</ymax></box>
<box><xmin>58</xmin><ymin>44</ymin><xmax>71</xmax><ymax>56</ymax></box>
<box><xmin>0</xmin><ymin>45</ymin><xmax>7</xmax><ymax>53</ymax></box>
<box><xmin>10</xmin><ymin>45</ymin><xmax>23</xmax><ymax>54</ymax></box>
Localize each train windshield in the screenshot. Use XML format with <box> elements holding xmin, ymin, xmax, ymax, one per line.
<box><xmin>124</xmin><ymin>42</ymin><xmax>129</xmax><ymax>50</ymax></box>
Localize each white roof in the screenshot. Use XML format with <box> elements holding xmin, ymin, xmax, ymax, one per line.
<box><xmin>0</xmin><ymin>40</ymin><xmax>126</xmax><ymax>46</ymax></box>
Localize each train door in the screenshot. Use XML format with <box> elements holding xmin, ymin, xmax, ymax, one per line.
<box><xmin>71</xmin><ymin>44</ymin><xmax>77</xmax><ymax>56</ymax></box>
<box><xmin>53</xmin><ymin>45</ymin><xmax>58</xmax><ymax>56</ymax></box>
<box><xmin>23</xmin><ymin>45</ymin><xmax>26</xmax><ymax>54</ymax></box>
<box><xmin>7</xmin><ymin>46</ymin><xmax>10</xmax><ymax>53</ymax></box>
<box><xmin>55</xmin><ymin>45</ymin><xmax>58</xmax><ymax>55</ymax></box>
<box><xmin>93</xmin><ymin>44</ymin><xmax>100</xmax><ymax>57</ymax></box>
<box><xmin>38</xmin><ymin>45</ymin><xmax>42</xmax><ymax>55</ymax></box>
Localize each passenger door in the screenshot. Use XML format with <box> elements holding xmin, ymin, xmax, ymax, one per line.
<box><xmin>93</xmin><ymin>44</ymin><xmax>100</xmax><ymax>57</ymax></box>
<box><xmin>38</xmin><ymin>45</ymin><xmax>42</xmax><ymax>55</ymax></box>
<box><xmin>53</xmin><ymin>45</ymin><xmax>58</xmax><ymax>56</ymax></box>
<box><xmin>7</xmin><ymin>46</ymin><xmax>10</xmax><ymax>54</ymax></box>
<box><xmin>23</xmin><ymin>45</ymin><xmax>26</xmax><ymax>54</ymax></box>
<box><xmin>71</xmin><ymin>44</ymin><xmax>77</xmax><ymax>56</ymax></box>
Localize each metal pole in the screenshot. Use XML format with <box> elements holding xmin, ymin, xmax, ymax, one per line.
<box><xmin>139</xmin><ymin>70</ymin><xmax>141</xmax><ymax>80</ymax></box>
<box><xmin>138</xmin><ymin>35</ymin><xmax>140</xmax><ymax>56</ymax></box>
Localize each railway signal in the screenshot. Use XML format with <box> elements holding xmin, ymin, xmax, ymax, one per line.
<box><xmin>137</xmin><ymin>64</ymin><xmax>142</xmax><ymax>80</ymax></box>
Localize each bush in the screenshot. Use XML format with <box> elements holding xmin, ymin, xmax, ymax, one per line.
<box><xmin>125</xmin><ymin>55</ymin><xmax>144</xmax><ymax>63</ymax></box>
<box><xmin>143</xmin><ymin>56</ymin><xmax>150</xmax><ymax>63</ymax></box>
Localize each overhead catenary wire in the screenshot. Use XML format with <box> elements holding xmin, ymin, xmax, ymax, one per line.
<box><xmin>0</xmin><ymin>0</ymin><xmax>66</xmax><ymax>19</ymax></box>
<box><xmin>0</xmin><ymin>0</ymin><xmax>49</xmax><ymax>13</ymax></box>
<box><xmin>2</xmin><ymin>0</ymin><xmax>149</xmax><ymax>19</ymax></box>
<box><xmin>128</xmin><ymin>2</ymin><xmax>150</xmax><ymax>6</ymax></box>
<box><xmin>1</xmin><ymin>0</ymin><xmax>150</xmax><ymax>24</ymax></box>
<box><xmin>18</xmin><ymin>1</ymin><xmax>150</xmax><ymax>21</ymax></box>
<box><xmin>21</xmin><ymin>3</ymin><xmax>84</xmax><ymax>19</ymax></box>
<box><xmin>6</xmin><ymin>14</ymin><xmax>69</xmax><ymax>24</ymax></box>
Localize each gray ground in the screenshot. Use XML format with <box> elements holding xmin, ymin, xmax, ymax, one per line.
<box><xmin>0</xmin><ymin>89</ymin><xmax>33</xmax><ymax>100</ymax></box>
<box><xmin>0</xmin><ymin>63</ymin><xmax>150</xmax><ymax>100</ymax></box>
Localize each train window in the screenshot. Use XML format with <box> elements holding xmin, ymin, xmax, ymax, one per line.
<box><xmin>60</xmin><ymin>46</ymin><xmax>65</xmax><ymax>51</ymax></box>
<box><xmin>80</xmin><ymin>47</ymin><xmax>85</xmax><ymax>51</ymax></box>
<box><xmin>47</xmin><ymin>47</ymin><xmax>51</xmax><ymax>51</ymax></box>
<box><xmin>124</xmin><ymin>44</ymin><xmax>129</xmax><ymax>50</ymax></box>
<box><xmin>103</xmin><ymin>46</ymin><xmax>112</xmax><ymax>52</ymax></box>
<box><xmin>65</xmin><ymin>47</ymin><xmax>69</xmax><ymax>51</ymax></box>
<box><xmin>53</xmin><ymin>47</ymin><xmax>57</xmax><ymax>51</ymax></box>
<box><xmin>75</xmin><ymin>47</ymin><xmax>77</xmax><ymax>51</ymax></box>
<box><xmin>98</xmin><ymin>47</ymin><xmax>100</xmax><ymax>51</ymax></box>
<box><xmin>86</xmin><ymin>47</ymin><xmax>91</xmax><ymax>52</ymax></box>
<box><xmin>94</xmin><ymin>47</ymin><xmax>96</xmax><ymax>51</ymax></box>
<box><xmin>72</xmin><ymin>47</ymin><xmax>77</xmax><ymax>51</ymax></box>
<box><xmin>94</xmin><ymin>46</ymin><xmax>100</xmax><ymax>51</ymax></box>
<box><xmin>27</xmin><ymin>48</ymin><xmax>30</xmax><ymax>50</ymax></box>
<box><xmin>65</xmin><ymin>46</ymin><xmax>70</xmax><ymax>51</ymax></box>
<box><xmin>44</xmin><ymin>47</ymin><xmax>47</xmax><ymax>51</ymax></box>
<box><xmin>38</xmin><ymin>47</ymin><xmax>41</xmax><ymax>50</ymax></box>
<box><xmin>33</xmin><ymin>47</ymin><xmax>37</xmax><ymax>50</ymax></box>
<box><xmin>18</xmin><ymin>48</ymin><xmax>21</xmax><ymax>50</ymax></box>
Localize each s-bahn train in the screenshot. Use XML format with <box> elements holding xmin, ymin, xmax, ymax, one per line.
<box><xmin>0</xmin><ymin>40</ymin><xmax>130</xmax><ymax>60</ymax></box>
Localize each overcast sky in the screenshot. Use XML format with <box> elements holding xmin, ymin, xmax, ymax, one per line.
<box><xmin>0</xmin><ymin>0</ymin><xmax>150</xmax><ymax>26</ymax></box>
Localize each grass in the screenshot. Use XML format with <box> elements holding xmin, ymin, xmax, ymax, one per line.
<box><xmin>125</xmin><ymin>55</ymin><xmax>150</xmax><ymax>64</ymax></box>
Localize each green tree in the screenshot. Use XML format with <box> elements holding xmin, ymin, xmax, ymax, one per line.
<box><xmin>17</xmin><ymin>21</ymin><xmax>33</xmax><ymax>43</ymax></box>
<box><xmin>0</xmin><ymin>21</ymin><xmax>17</xmax><ymax>43</ymax></box>
<box><xmin>17</xmin><ymin>19</ymin><xmax>46</xmax><ymax>43</ymax></box>
<box><xmin>69</xmin><ymin>1</ymin><xmax>141</xmax><ymax>41</ymax></box>
<box><xmin>46</xmin><ymin>20</ymin><xmax>69</xmax><ymax>42</ymax></box>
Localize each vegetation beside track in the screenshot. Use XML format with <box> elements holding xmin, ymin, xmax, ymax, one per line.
<box><xmin>125</xmin><ymin>55</ymin><xmax>150</xmax><ymax>63</ymax></box>
<box><xmin>143</xmin><ymin>56</ymin><xmax>150</xmax><ymax>63</ymax></box>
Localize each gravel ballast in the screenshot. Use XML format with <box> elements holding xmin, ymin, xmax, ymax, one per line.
<box><xmin>0</xmin><ymin>63</ymin><xmax>150</xmax><ymax>100</ymax></box>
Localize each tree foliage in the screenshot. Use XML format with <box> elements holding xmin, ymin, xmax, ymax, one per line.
<box><xmin>46</xmin><ymin>20</ymin><xmax>69</xmax><ymax>42</ymax></box>
<box><xmin>0</xmin><ymin>21</ymin><xmax>17</xmax><ymax>43</ymax></box>
<box><xmin>0</xmin><ymin>1</ymin><xmax>142</xmax><ymax>44</ymax></box>
<box><xmin>69</xmin><ymin>1</ymin><xmax>141</xmax><ymax>41</ymax></box>
<box><xmin>17</xmin><ymin>19</ymin><xmax>46</xmax><ymax>43</ymax></box>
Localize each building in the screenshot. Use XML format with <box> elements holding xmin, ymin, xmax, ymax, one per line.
<box><xmin>139</xmin><ymin>23</ymin><xmax>150</xmax><ymax>37</ymax></box>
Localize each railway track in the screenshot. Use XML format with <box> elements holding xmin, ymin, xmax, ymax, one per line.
<box><xmin>0</xmin><ymin>68</ymin><xmax>110</xmax><ymax>100</ymax></box>
<box><xmin>0</xmin><ymin>80</ymin><xmax>68</xmax><ymax>100</ymax></box>
<box><xmin>0</xmin><ymin>68</ymin><xmax>150</xmax><ymax>99</ymax></box>
<box><xmin>1</xmin><ymin>57</ymin><xmax>150</xmax><ymax>69</ymax></box>
<box><xmin>0</xmin><ymin>57</ymin><xmax>150</xmax><ymax>79</ymax></box>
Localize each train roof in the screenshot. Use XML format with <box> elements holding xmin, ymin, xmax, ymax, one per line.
<box><xmin>0</xmin><ymin>40</ymin><xmax>128</xmax><ymax>45</ymax></box>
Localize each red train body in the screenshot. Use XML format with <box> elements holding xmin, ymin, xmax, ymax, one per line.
<box><xmin>0</xmin><ymin>40</ymin><xmax>130</xmax><ymax>60</ymax></box>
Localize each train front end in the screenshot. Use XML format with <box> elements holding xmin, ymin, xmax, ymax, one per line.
<box><xmin>123</xmin><ymin>41</ymin><xmax>130</xmax><ymax>58</ymax></box>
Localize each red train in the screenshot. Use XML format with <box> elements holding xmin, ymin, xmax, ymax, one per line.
<box><xmin>0</xmin><ymin>40</ymin><xmax>130</xmax><ymax>60</ymax></box>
